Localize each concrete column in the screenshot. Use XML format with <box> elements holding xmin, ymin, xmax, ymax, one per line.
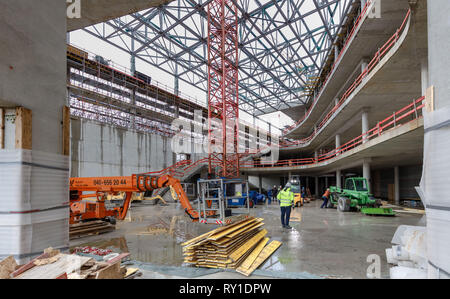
<box><xmin>363</xmin><ymin>161</ymin><xmax>371</xmax><ymax>192</ymax></box>
<box><xmin>336</xmin><ymin>169</ymin><xmax>342</xmax><ymax>189</ymax></box>
<box><xmin>361</xmin><ymin>60</ymin><xmax>368</xmax><ymax>74</ymax></box>
<box><xmin>258</xmin><ymin>175</ymin><xmax>262</xmax><ymax>194</ymax></box>
<box><xmin>362</xmin><ymin>110</ymin><xmax>369</xmax><ymax>143</ymax></box>
<box><xmin>335</xmin><ymin>134</ymin><xmax>341</xmax><ymax>155</ymax></box>
<box><xmin>315</xmin><ymin>176</ymin><xmax>319</xmax><ymax>197</ymax></box>
<box><xmin>426</xmin><ymin>1</ymin><xmax>450</xmax><ymax>278</ymax></box>
<box><xmin>421</xmin><ymin>59</ymin><xmax>429</xmax><ymax>96</ymax></box>
<box><xmin>0</xmin><ymin>1</ymin><xmax>68</xmax><ymax>260</ymax></box>
<box><xmin>394</xmin><ymin>166</ymin><xmax>400</xmax><ymax>205</ymax></box>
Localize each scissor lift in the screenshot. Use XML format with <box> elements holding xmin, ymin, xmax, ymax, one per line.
<box><xmin>196</xmin><ymin>178</ymin><xmax>250</xmax><ymax>225</ymax></box>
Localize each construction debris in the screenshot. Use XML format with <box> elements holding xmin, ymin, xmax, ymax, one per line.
<box><xmin>0</xmin><ymin>247</ymin><xmax>135</xmax><ymax>279</ymax></box>
<box><xmin>0</xmin><ymin>256</ymin><xmax>18</xmax><ymax>279</ymax></box>
<box><xmin>182</xmin><ymin>217</ymin><xmax>281</xmax><ymax>276</ymax></box>
<box><xmin>69</xmin><ymin>220</ymin><xmax>115</xmax><ymax>240</ymax></box>
<box><xmin>73</xmin><ymin>246</ymin><xmax>113</xmax><ymax>257</ymax></box>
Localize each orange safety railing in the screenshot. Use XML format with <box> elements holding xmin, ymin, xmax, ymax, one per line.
<box><xmin>139</xmin><ymin>96</ymin><xmax>423</xmax><ymax>175</ymax></box>
<box><xmin>242</xmin><ymin>96</ymin><xmax>424</xmax><ymax>169</ymax></box>
<box><xmin>141</xmin><ymin>159</ymin><xmax>193</xmax><ymax>177</ymax></box>
<box><xmin>282</xmin><ymin>0</ymin><xmax>372</xmax><ymax>134</ymax></box>
<box><xmin>283</xmin><ymin>4</ymin><xmax>411</xmax><ymax>137</ymax></box>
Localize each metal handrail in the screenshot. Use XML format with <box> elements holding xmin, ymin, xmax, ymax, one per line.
<box><xmin>242</xmin><ymin>96</ymin><xmax>424</xmax><ymax>169</ymax></box>
<box><xmin>283</xmin><ymin>4</ymin><xmax>411</xmax><ymax>137</ymax></box>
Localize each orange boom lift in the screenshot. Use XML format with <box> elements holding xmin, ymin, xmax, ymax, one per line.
<box><xmin>69</xmin><ymin>174</ymin><xmax>212</xmax><ymax>224</ymax></box>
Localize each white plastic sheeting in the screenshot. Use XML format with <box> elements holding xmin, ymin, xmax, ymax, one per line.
<box><xmin>0</xmin><ymin>150</ymin><xmax>70</xmax><ymax>211</ymax></box>
<box><xmin>390</xmin><ymin>266</ymin><xmax>427</xmax><ymax>279</ymax></box>
<box><xmin>0</xmin><ymin>209</ymin><xmax>69</xmax><ymax>264</ymax></box>
<box><xmin>0</xmin><ymin>149</ymin><xmax>70</xmax><ymax>263</ymax></box>
<box><xmin>420</xmin><ymin>105</ymin><xmax>450</xmax><ymax>278</ymax></box>
<box><xmin>386</xmin><ymin>225</ymin><xmax>427</xmax><ymax>279</ymax></box>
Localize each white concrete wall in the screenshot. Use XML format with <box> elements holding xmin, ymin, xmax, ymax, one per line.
<box><xmin>0</xmin><ymin>0</ymin><xmax>67</xmax><ymax>153</ymax></box>
<box><xmin>425</xmin><ymin>0</ymin><xmax>450</xmax><ymax>279</ymax></box>
<box><xmin>0</xmin><ymin>0</ymin><xmax>68</xmax><ymax>262</ymax></box>
<box><xmin>71</xmin><ymin>118</ymin><xmax>174</xmax><ymax>177</ymax></box>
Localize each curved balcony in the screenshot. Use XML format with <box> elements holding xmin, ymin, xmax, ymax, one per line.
<box><xmin>242</xmin><ymin>97</ymin><xmax>425</xmax><ymax>174</ymax></box>
<box><xmin>284</xmin><ymin>0</ymin><xmax>414</xmax><ymax>139</ymax></box>
<box><xmin>275</xmin><ymin>2</ymin><xmax>427</xmax><ymax>157</ymax></box>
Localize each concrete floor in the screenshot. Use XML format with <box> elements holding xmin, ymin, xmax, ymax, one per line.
<box><xmin>70</xmin><ymin>200</ymin><xmax>424</xmax><ymax>279</ymax></box>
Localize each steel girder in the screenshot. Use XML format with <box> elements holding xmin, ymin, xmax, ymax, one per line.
<box><xmin>80</xmin><ymin>0</ymin><xmax>354</xmax><ymax>118</ymax></box>
<box><xmin>207</xmin><ymin>0</ymin><xmax>240</xmax><ymax>178</ymax></box>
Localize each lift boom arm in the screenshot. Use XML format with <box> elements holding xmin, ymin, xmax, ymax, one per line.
<box><xmin>69</xmin><ymin>174</ymin><xmax>209</xmax><ymax>223</ymax></box>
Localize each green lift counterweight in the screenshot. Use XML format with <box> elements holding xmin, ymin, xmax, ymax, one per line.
<box><xmin>329</xmin><ymin>177</ymin><xmax>395</xmax><ymax>216</ymax></box>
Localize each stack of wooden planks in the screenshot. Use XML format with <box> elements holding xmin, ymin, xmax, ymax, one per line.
<box><xmin>182</xmin><ymin>217</ymin><xmax>281</xmax><ymax>276</ymax></box>
<box><xmin>69</xmin><ymin>220</ymin><xmax>115</xmax><ymax>240</ymax></box>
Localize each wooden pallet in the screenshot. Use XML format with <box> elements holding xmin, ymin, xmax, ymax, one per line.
<box><xmin>69</xmin><ymin>221</ymin><xmax>115</xmax><ymax>240</ymax></box>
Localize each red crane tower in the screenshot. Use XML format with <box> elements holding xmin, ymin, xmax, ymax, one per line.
<box><xmin>207</xmin><ymin>0</ymin><xmax>240</xmax><ymax>178</ymax></box>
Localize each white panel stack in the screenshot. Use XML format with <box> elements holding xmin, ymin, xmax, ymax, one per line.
<box><xmin>420</xmin><ymin>105</ymin><xmax>450</xmax><ymax>279</ymax></box>
<box><xmin>386</xmin><ymin>225</ymin><xmax>427</xmax><ymax>279</ymax></box>
<box><xmin>0</xmin><ymin>149</ymin><xmax>69</xmax><ymax>264</ymax></box>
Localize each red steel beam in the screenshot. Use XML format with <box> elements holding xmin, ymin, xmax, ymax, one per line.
<box><xmin>207</xmin><ymin>0</ymin><xmax>240</xmax><ymax>178</ymax></box>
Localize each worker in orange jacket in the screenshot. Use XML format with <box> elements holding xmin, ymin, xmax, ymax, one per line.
<box><xmin>320</xmin><ymin>188</ymin><xmax>331</xmax><ymax>209</ymax></box>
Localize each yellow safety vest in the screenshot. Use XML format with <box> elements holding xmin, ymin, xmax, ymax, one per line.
<box><xmin>277</xmin><ymin>188</ymin><xmax>294</xmax><ymax>207</ymax></box>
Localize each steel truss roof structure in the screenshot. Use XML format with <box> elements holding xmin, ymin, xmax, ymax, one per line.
<box><xmin>81</xmin><ymin>0</ymin><xmax>354</xmax><ymax>118</ymax></box>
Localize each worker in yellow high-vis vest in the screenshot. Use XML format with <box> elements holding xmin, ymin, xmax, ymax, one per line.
<box><xmin>277</xmin><ymin>182</ymin><xmax>294</xmax><ymax>229</ymax></box>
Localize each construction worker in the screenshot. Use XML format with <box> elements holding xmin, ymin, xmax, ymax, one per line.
<box><xmin>277</xmin><ymin>182</ymin><xmax>294</xmax><ymax>229</ymax></box>
<box><xmin>321</xmin><ymin>188</ymin><xmax>331</xmax><ymax>209</ymax></box>
<box><xmin>271</xmin><ymin>185</ymin><xmax>278</xmax><ymax>203</ymax></box>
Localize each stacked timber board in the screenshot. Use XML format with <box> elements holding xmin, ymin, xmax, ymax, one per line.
<box><xmin>182</xmin><ymin>217</ymin><xmax>281</xmax><ymax>276</ymax></box>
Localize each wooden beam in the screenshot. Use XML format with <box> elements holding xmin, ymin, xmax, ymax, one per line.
<box><xmin>63</xmin><ymin>106</ymin><xmax>70</xmax><ymax>156</ymax></box>
<box><xmin>15</xmin><ymin>107</ymin><xmax>32</xmax><ymax>150</ymax></box>
<box><xmin>236</xmin><ymin>240</ymin><xmax>282</xmax><ymax>276</ymax></box>
<box><xmin>425</xmin><ymin>85</ymin><xmax>435</xmax><ymax>112</ymax></box>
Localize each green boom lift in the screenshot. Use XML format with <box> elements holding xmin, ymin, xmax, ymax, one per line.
<box><xmin>329</xmin><ymin>177</ymin><xmax>395</xmax><ymax>216</ymax></box>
